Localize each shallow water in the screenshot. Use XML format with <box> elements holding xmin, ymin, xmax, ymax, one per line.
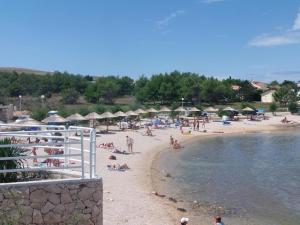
<box><xmin>154</xmin><ymin>129</ymin><xmax>300</xmax><ymax>225</ymax></box>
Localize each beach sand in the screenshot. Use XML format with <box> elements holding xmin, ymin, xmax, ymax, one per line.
<box><xmin>95</xmin><ymin>113</ymin><xmax>300</xmax><ymax>225</ymax></box>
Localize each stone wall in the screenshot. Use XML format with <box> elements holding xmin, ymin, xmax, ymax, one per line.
<box><xmin>0</xmin><ymin>104</ymin><xmax>14</xmax><ymax>122</ymax></box>
<box><xmin>0</xmin><ymin>178</ymin><xmax>103</xmax><ymax>225</ymax></box>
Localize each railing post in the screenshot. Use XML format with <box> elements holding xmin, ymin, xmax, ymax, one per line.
<box><xmin>93</xmin><ymin>129</ymin><xmax>97</xmax><ymax>178</ymax></box>
<box><xmin>89</xmin><ymin>130</ymin><xmax>93</xmax><ymax>179</ymax></box>
<box><xmin>80</xmin><ymin>130</ymin><xmax>84</xmax><ymax>179</ymax></box>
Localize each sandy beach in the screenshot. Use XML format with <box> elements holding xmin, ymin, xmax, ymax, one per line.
<box><xmin>95</xmin><ymin>113</ymin><xmax>300</xmax><ymax>225</ymax></box>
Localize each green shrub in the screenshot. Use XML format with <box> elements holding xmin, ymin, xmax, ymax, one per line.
<box><xmin>269</xmin><ymin>103</ymin><xmax>277</xmax><ymax>115</ymax></box>
<box><xmin>31</xmin><ymin>107</ymin><xmax>49</xmax><ymax>121</ymax></box>
<box><xmin>0</xmin><ymin>138</ymin><xmax>29</xmax><ymax>183</ymax></box>
<box><xmin>61</xmin><ymin>88</ymin><xmax>80</xmax><ymax>104</ymax></box>
<box><xmin>288</xmin><ymin>102</ymin><xmax>298</xmax><ymax>114</ymax></box>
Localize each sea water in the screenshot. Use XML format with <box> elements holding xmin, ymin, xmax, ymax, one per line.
<box><xmin>154</xmin><ymin>129</ymin><xmax>300</xmax><ymax>225</ymax></box>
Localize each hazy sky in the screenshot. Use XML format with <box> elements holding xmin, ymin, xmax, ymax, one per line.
<box><xmin>1</xmin><ymin>0</ymin><xmax>300</xmax><ymax>81</ymax></box>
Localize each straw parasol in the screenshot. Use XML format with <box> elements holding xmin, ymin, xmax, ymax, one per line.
<box><xmin>242</xmin><ymin>107</ymin><xmax>255</xmax><ymax>112</ymax></box>
<box><xmin>189</xmin><ymin>107</ymin><xmax>200</xmax><ymax>112</ymax></box>
<box><xmin>147</xmin><ymin>108</ymin><xmax>158</xmax><ymax>113</ymax></box>
<box><xmin>100</xmin><ymin>112</ymin><xmax>116</xmax><ymax>119</ymax></box>
<box><xmin>85</xmin><ymin>112</ymin><xmax>102</xmax><ymax>120</ymax></box>
<box><xmin>100</xmin><ymin>112</ymin><xmax>117</xmax><ymax>131</ymax></box>
<box><xmin>204</xmin><ymin>107</ymin><xmax>218</xmax><ymax>113</ymax></box>
<box><xmin>175</xmin><ymin>106</ymin><xmax>186</xmax><ymax>112</ymax></box>
<box><xmin>66</xmin><ymin>113</ymin><xmax>86</xmax><ymax>122</ymax></box>
<box><xmin>84</xmin><ymin>112</ymin><xmax>102</xmax><ymax>128</ymax></box>
<box><xmin>223</xmin><ymin>106</ymin><xmax>235</xmax><ymax>111</ymax></box>
<box><xmin>16</xmin><ymin>118</ymin><xmax>43</xmax><ymax>126</ymax></box>
<box><xmin>114</xmin><ymin>111</ymin><xmax>127</xmax><ymax>117</ymax></box>
<box><xmin>159</xmin><ymin>106</ymin><xmax>171</xmax><ymax>112</ymax></box>
<box><xmin>42</xmin><ymin>114</ymin><xmax>67</xmax><ymax>124</ymax></box>
<box><xmin>126</xmin><ymin>110</ymin><xmax>138</xmax><ymax>116</ymax></box>
<box><xmin>134</xmin><ymin>108</ymin><xmax>147</xmax><ymax>114</ymax></box>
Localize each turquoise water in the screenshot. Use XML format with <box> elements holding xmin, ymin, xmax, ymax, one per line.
<box><xmin>154</xmin><ymin>129</ymin><xmax>300</xmax><ymax>225</ymax></box>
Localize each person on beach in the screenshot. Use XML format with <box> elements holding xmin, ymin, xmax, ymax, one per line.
<box><xmin>180</xmin><ymin>217</ymin><xmax>189</xmax><ymax>225</ymax></box>
<box><xmin>196</xmin><ymin>120</ymin><xmax>200</xmax><ymax>131</ymax></box>
<box><xmin>173</xmin><ymin>140</ymin><xmax>183</xmax><ymax>149</ymax></box>
<box><xmin>202</xmin><ymin>119</ymin><xmax>206</xmax><ymax>128</ymax></box>
<box><xmin>145</xmin><ymin>126</ymin><xmax>153</xmax><ymax>136</ymax></box>
<box><xmin>126</xmin><ymin>136</ymin><xmax>134</xmax><ymax>153</ymax></box>
<box><xmin>32</xmin><ymin>138</ymin><xmax>40</xmax><ymax>165</ymax></box>
<box><xmin>214</xmin><ymin>216</ymin><xmax>224</xmax><ymax>225</ymax></box>
<box><xmin>170</xmin><ymin>135</ymin><xmax>174</xmax><ymax>147</ymax></box>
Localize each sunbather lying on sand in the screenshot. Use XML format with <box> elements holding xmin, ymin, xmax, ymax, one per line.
<box><xmin>98</xmin><ymin>142</ymin><xmax>114</xmax><ymax>149</ymax></box>
<box><xmin>107</xmin><ymin>163</ymin><xmax>130</xmax><ymax>171</ymax></box>
<box><xmin>112</xmin><ymin>149</ymin><xmax>129</xmax><ymax>155</ymax></box>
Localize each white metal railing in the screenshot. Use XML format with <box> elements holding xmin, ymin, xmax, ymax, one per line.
<box><xmin>0</xmin><ymin>124</ymin><xmax>97</xmax><ymax>181</ymax></box>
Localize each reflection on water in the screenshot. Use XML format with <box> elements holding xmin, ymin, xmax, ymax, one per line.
<box><xmin>154</xmin><ymin>129</ymin><xmax>300</xmax><ymax>225</ymax></box>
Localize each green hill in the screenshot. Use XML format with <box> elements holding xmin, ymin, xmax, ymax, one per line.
<box><xmin>0</xmin><ymin>67</ymin><xmax>51</xmax><ymax>75</ymax></box>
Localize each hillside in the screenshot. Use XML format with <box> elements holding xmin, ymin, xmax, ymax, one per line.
<box><xmin>0</xmin><ymin>67</ymin><xmax>51</xmax><ymax>75</ymax></box>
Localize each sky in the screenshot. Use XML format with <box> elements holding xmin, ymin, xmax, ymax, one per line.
<box><xmin>0</xmin><ymin>0</ymin><xmax>300</xmax><ymax>82</ymax></box>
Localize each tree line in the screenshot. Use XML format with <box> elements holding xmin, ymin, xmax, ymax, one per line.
<box><xmin>0</xmin><ymin>70</ymin><xmax>299</xmax><ymax>106</ymax></box>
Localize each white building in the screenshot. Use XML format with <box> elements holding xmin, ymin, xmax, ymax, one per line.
<box><xmin>261</xmin><ymin>90</ymin><xmax>276</xmax><ymax>103</ymax></box>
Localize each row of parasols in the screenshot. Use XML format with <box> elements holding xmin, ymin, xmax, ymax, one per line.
<box><xmin>13</xmin><ymin>106</ymin><xmax>255</xmax><ymax>125</ymax></box>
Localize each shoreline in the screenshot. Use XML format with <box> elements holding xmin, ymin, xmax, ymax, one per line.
<box><xmin>96</xmin><ymin>113</ymin><xmax>300</xmax><ymax>225</ymax></box>
<box><xmin>149</xmin><ymin>120</ymin><xmax>300</xmax><ymax>224</ymax></box>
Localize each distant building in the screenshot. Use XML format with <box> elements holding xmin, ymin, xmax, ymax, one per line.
<box><xmin>231</xmin><ymin>85</ymin><xmax>241</xmax><ymax>91</ymax></box>
<box><xmin>251</xmin><ymin>80</ymin><xmax>268</xmax><ymax>91</ymax></box>
<box><xmin>0</xmin><ymin>104</ymin><xmax>14</xmax><ymax>122</ymax></box>
<box><xmin>261</xmin><ymin>90</ymin><xmax>276</xmax><ymax>103</ymax></box>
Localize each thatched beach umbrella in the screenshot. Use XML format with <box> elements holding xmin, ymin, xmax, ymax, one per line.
<box><xmin>16</xmin><ymin>118</ymin><xmax>43</xmax><ymax>126</ymax></box>
<box><xmin>175</xmin><ymin>107</ymin><xmax>186</xmax><ymax>112</ymax></box>
<box><xmin>242</xmin><ymin>107</ymin><xmax>255</xmax><ymax>112</ymax></box>
<box><xmin>66</xmin><ymin>113</ymin><xmax>86</xmax><ymax>122</ymax></box>
<box><xmin>126</xmin><ymin>111</ymin><xmax>138</xmax><ymax>116</ymax></box>
<box><xmin>100</xmin><ymin>112</ymin><xmax>117</xmax><ymax>131</ymax></box>
<box><xmin>85</xmin><ymin>112</ymin><xmax>102</xmax><ymax>120</ymax></box>
<box><xmin>134</xmin><ymin>109</ymin><xmax>147</xmax><ymax>114</ymax></box>
<box><xmin>147</xmin><ymin>108</ymin><xmax>158</xmax><ymax>113</ymax></box>
<box><xmin>114</xmin><ymin>111</ymin><xmax>127</xmax><ymax>117</ymax></box>
<box><xmin>189</xmin><ymin>107</ymin><xmax>200</xmax><ymax>112</ymax></box>
<box><xmin>159</xmin><ymin>106</ymin><xmax>171</xmax><ymax>113</ymax></box>
<box><xmin>85</xmin><ymin>112</ymin><xmax>102</xmax><ymax>128</ymax></box>
<box><xmin>223</xmin><ymin>106</ymin><xmax>235</xmax><ymax>111</ymax></box>
<box><xmin>204</xmin><ymin>107</ymin><xmax>218</xmax><ymax>113</ymax></box>
<box><xmin>42</xmin><ymin>114</ymin><xmax>67</xmax><ymax>124</ymax></box>
<box><xmin>114</xmin><ymin>111</ymin><xmax>127</xmax><ymax>129</ymax></box>
<box><xmin>100</xmin><ymin>112</ymin><xmax>116</xmax><ymax>119</ymax></box>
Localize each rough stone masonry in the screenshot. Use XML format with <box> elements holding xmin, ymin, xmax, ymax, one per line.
<box><xmin>0</xmin><ymin>178</ymin><xmax>103</xmax><ymax>225</ymax></box>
